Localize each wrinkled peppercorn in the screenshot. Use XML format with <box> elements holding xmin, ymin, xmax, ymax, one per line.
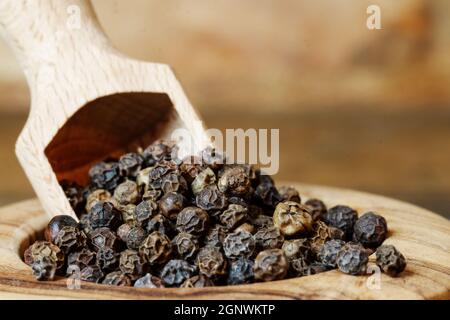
<box><xmin>197</xmin><ymin>246</ymin><xmax>227</xmax><ymax>278</ymax></box>
<box><xmin>181</xmin><ymin>274</ymin><xmax>214</xmax><ymax>288</ymax></box>
<box><xmin>117</xmin><ymin>223</ymin><xmax>132</xmax><ymax>242</ymax></box>
<box><xmin>139</xmin><ymin>231</ymin><xmax>173</xmax><ymax>265</ymax></box>
<box><xmin>118</xmin><ymin>152</ymin><xmax>143</xmax><ymax>178</ymax></box>
<box><xmin>119</xmin><ymin>204</ymin><xmax>137</xmax><ymax>226</ymax></box>
<box><xmin>353</xmin><ymin>212</ymin><xmax>388</xmax><ymax>248</ymax></box>
<box><xmin>220</xmin><ymin>204</ymin><xmax>248</xmax><ymax>230</ymax></box>
<box><xmin>119</xmin><ymin>249</ymin><xmax>147</xmax><ymax>280</ymax></box>
<box><xmin>32</xmin><ymin>256</ymin><xmax>57</xmax><ymax>281</ymax></box>
<box><xmin>281</xmin><ymin>238</ymin><xmax>312</xmax><ymax>261</ymax></box>
<box><xmin>254</xmin><ymin>249</ymin><xmax>288</xmax><ymax>281</ymax></box>
<box><xmin>126</xmin><ymin>226</ymin><xmax>147</xmax><ymax>250</ymax></box>
<box><xmin>204</xmin><ymin>224</ymin><xmax>227</xmax><ymax>248</ymax></box>
<box><xmin>254</xmin><ymin>181</ymin><xmax>282</xmax><ymax>208</ymax></box>
<box><xmin>161</xmin><ymin>172</ymin><xmax>188</xmax><ymax>194</ymax></box>
<box><xmin>180</xmin><ymin>155</ymin><xmax>204</xmax><ymax>183</ymax></box>
<box><xmin>85</xmin><ymin>189</ymin><xmax>112</xmax><ymax>213</ymax></box>
<box><xmin>60</xmin><ymin>180</ymin><xmax>85</xmax><ymax>213</ymax></box>
<box><xmin>273</xmin><ymin>201</ymin><xmax>313</xmax><ymax>236</ymax></box>
<box><xmin>254</xmin><ymin>227</ymin><xmax>284</xmax><ymax>250</ymax></box>
<box><xmin>228</xmin><ymin>258</ymin><xmax>254</xmax><ymax>285</ymax></box>
<box><xmin>142</xmin><ymin>140</ymin><xmax>174</xmax><ymax>167</ymax></box>
<box><xmin>376</xmin><ymin>245</ymin><xmax>406</xmax><ymax>276</ymax></box>
<box><xmin>135</xmin><ymin>200</ymin><xmax>158</xmax><ymax>226</ymax></box>
<box><xmin>89</xmin><ymin>201</ymin><xmax>122</xmax><ymax>230</ymax></box>
<box><xmin>96</xmin><ymin>247</ymin><xmax>119</xmax><ymax>272</ymax></box>
<box><xmin>67</xmin><ymin>248</ymin><xmax>96</xmax><ymax>270</ymax></box>
<box><xmin>324</xmin><ymin>205</ymin><xmax>358</xmax><ymax>239</ymax></box>
<box><xmin>251</xmin><ymin>215</ymin><xmax>274</xmax><ymax>229</ymax></box>
<box><xmin>173</xmin><ymin>232</ymin><xmax>199</xmax><ymax>260</ymax></box>
<box><xmin>195</xmin><ymin>185</ymin><xmax>227</xmax><ymax>213</ymax></box>
<box><xmin>223</xmin><ymin>230</ymin><xmax>255</xmax><ymax>260</ymax></box>
<box><xmin>305</xmin><ymin>198</ymin><xmax>327</xmax><ymax>221</ymax></box>
<box><xmin>235</xmin><ymin>222</ymin><xmax>255</xmax><ymax>234</ymax></box>
<box><xmin>102</xmin><ymin>271</ymin><xmax>132</xmax><ymax>286</ymax></box>
<box><xmin>55</xmin><ymin>226</ymin><xmax>86</xmax><ymax>254</ymax></box>
<box><xmin>24</xmin><ymin>241</ymin><xmax>64</xmax><ymax>269</ymax></box>
<box><xmin>191</xmin><ymin>168</ymin><xmax>216</xmax><ymax>195</ymax></box>
<box><xmin>218</xmin><ymin>165</ymin><xmax>251</xmax><ymax>196</ymax></box>
<box><xmin>201</xmin><ymin>147</ymin><xmax>225</xmax><ymax>169</ymax></box>
<box><xmin>90</xmin><ymin>227</ymin><xmax>118</xmax><ymax>251</ymax></box>
<box><xmin>89</xmin><ymin>161</ymin><xmax>121</xmax><ymax>191</ymax></box>
<box><xmin>159</xmin><ymin>192</ymin><xmax>185</xmax><ymax>220</ymax></box>
<box><xmin>114</xmin><ymin>180</ymin><xmax>139</xmax><ymax>205</ymax></box>
<box><xmin>310</xmin><ymin>221</ymin><xmax>332</xmax><ymax>254</ymax></box>
<box><xmin>44</xmin><ymin>215</ymin><xmax>78</xmax><ymax>244</ymax></box>
<box><xmin>279</xmin><ymin>186</ymin><xmax>301</xmax><ymax>203</ymax></box>
<box><xmin>146</xmin><ymin>214</ymin><xmax>174</xmax><ymax>236</ymax></box>
<box><xmin>134</xmin><ymin>273</ymin><xmax>165</xmax><ymax>288</ymax></box>
<box><xmin>336</xmin><ymin>243</ymin><xmax>369</xmax><ymax>275</ymax></box>
<box><xmin>318</xmin><ymin>239</ymin><xmax>346</xmax><ymax>268</ymax></box>
<box><xmin>160</xmin><ymin>259</ymin><xmax>197</xmax><ymax>287</ymax></box>
<box><xmin>176</xmin><ymin>206</ymin><xmax>209</xmax><ymax>235</ymax></box>
<box><xmin>80</xmin><ymin>265</ymin><xmax>104</xmax><ymax>283</ymax></box>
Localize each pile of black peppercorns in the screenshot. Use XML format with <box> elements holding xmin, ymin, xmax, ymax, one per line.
<box><xmin>24</xmin><ymin>140</ymin><xmax>406</xmax><ymax>287</ymax></box>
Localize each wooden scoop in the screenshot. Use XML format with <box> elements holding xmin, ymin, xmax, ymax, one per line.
<box><xmin>0</xmin><ymin>0</ymin><xmax>210</xmax><ymax>220</ymax></box>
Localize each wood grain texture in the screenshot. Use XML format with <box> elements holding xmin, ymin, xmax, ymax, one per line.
<box><xmin>0</xmin><ymin>183</ymin><xmax>448</xmax><ymax>300</ymax></box>
<box><xmin>0</xmin><ymin>0</ymin><xmax>210</xmax><ymax>220</ymax></box>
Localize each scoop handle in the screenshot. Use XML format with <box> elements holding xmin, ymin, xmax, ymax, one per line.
<box><xmin>0</xmin><ymin>0</ymin><xmax>111</xmax><ymax>87</ymax></box>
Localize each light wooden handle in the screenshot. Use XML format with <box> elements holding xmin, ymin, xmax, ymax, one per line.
<box><xmin>0</xmin><ymin>0</ymin><xmax>111</xmax><ymax>88</ymax></box>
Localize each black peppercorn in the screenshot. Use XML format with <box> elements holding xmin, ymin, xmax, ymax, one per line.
<box><xmin>139</xmin><ymin>231</ymin><xmax>173</xmax><ymax>265</ymax></box>
<box><xmin>304</xmin><ymin>198</ymin><xmax>327</xmax><ymax>221</ymax></box>
<box><xmin>119</xmin><ymin>249</ymin><xmax>147</xmax><ymax>280</ymax></box>
<box><xmin>32</xmin><ymin>257</ymin><xmax>57</xmax><ymax>281</ymax></box>
<box><xmin>176</xmin><ymin>206</ymin><xmax>209</xmax><ymax>235</ymax></box>
<box><xmin>191</xmin><ymin>167</ymin><xmax>216</xmax><ymax>195</ymax></box>
<box><xmin>336</xmin><ymin>243</ymin><xmax>369</xmax><ymax>275</ymax></box>
<box><xmin>196</xmin><ymin>246</ymin><xmax>227</xmax><ymax>278</ymax></box>
<box><xmin>318</xmin><ymin>239</ymin><xmax>346</xmax><ymax>268</ymax></box>
<box><xmin>181</xmin><ymin>274</ymin><xmax>214</xmax><ymax>288</ymax></box>
<box><xmin>85</xmin><ymin>189</ymin><xmax>112</xmax><ymax>213</ymax></box>
<box><xmin>54</xmin><ymin>226</ymin><xmax>87</xmax><ymax>254</ymax></box>
<box><xmin>89</xmin><ymin>227</ymin><xmax>118</xmax><ymax>251</ymax></box>
<box><xmin>254</xmin><ymin>227</ymin><xmax>284</xmax><ymax>250</ymax></box>
<box><xmin>273</xmin><ymin>201</ymin><xmax>313</xmax><ymax>236</ymax></box>
<box><xmin>254</xmin><ymin>181</ymin><xmax>282</xmax><ymax>208</ymax></box>
<box><xmin>60</xmin><ymin>180</ymin><xmax>85</xmax><ymax>213</ymax></box>
<box><xmin>278</xmin><ymin>186</ymin><xmax>301</xmax><ymax>203</ymax></box>
<box><xmin>142</xmin><ymin>140</ymin><xmax>174</xmax><ymax>167</ymax></box>
<box><xmin>134</xmin><ymin>273</ymin><xmax>165</xmax><ymax>288</ymax></box>
<box><xmin>323</xmin><ymin>205</ymin><xmax>358</xmax><ymax>239</ymax></box>
<box><xmin>375</xmin><ymin>245</ymin><xmax>406</xmax><ymax>276</ymax></box>
<box><xmin>146</xmin><ymin>213</ymin><xmax>174</xmax><ymax>236</ymax></box>
<box><xmin>173</xmin><ymin>232</ymin><xmax>199</xmax><ymax>260</ymax></box>
<box><xmin>223</xmin><ymin>230</ymin><xmax>255</xmax><ymax>260</ymax></box>
<box><xmin>220</xmin><ymin>204</ymin><xmax>248</xmax><ymax>230</ymax></box>
<box><xmin>160</xmin><ymin>259</ymin><xmax>197</xmax><ymax>287</ymax></box>
<box><xmin>135</xmin><ymin>199</ymin><xmax>158</xmax><ymax>226</ymax></box>
<box><xmin>67</xmin><ymin>248</ymin><xmax>96</xmax><ymax>270</ymax></box>
<box><xmin>353</xmin><ymin>212</ymin><xmax>388</xmax><ymax>248</ymax></box>
<box><xmin>217</xmin><ymin>165</ymin><xmax>251</xmax><ymax>196</ymax></box>
<box><xmin>254</xmin><ymin>249</ymin><xmax>288</xmax><ymax>282</ymax></box>
<box><xmin>89</xmin><ymin>161</ymin><xmax>122</xmax><ymax>191</ymax></box>
<box><xmin>180</xmin><ymin>155</ymin><xmax>204</xmax><ymax>183</ymax></box>
<box><xmin>126</xmin><ymin>226</ymin><xmax>147</xmax><ymax>250</ymax></box>
<box><xmin>114</xmin><ymin>180</ymin><xmax>139</xmax><ymax>205</ymax></box>
<box><xmin>228</xmin><ymin>258</ymin><xmax>254</xmax><ymax>285</ymax></box>
<box><xmin>200</xmin><ymin>146</ymin><xmax>225</xmax><ymax>169</ymax></box>
<box><xmin>195</xmin><ymin>185</ymin><xmax>227</xmax><ymax>213</ymax></box>
<box><xmin>80</xmin><ymin>265</ymin><xmax>104</xmax><ymax>283</ymax></box>
<box><xmin>310</xmin><ymin>221</ymin><xmax>332</xmax><ymax>254</ymax></box>
<box><xmin>118</xmin><ymin>152</ymin><xmax>143</xmax><ymax>178</ymax></box>
<box><xmin>204</xmin><ymin>224</ymin><xmax>227</xmax><ymax>249</ymax></box>
<box><xmin>159</xmin><ymin>192</ymin><xmax>185</xmax><ymax>221</ymax></box>
<box><xmin>96</xmin><ymin>247</ymin><xmax>119</xmax><ymax>272</ymax></box>
<box><xmin>102</xmin><ymin>271</ymin><xmax>132</xmax><ymax>286</ymax></box>
<box><xmin>44</xmin><ymin>215</ymin><xmax>78</xmax><ymax>244</ymax></box>
<box><xmin>161</xmin><ymin>172</ymin><xmax>188</xmax><ymax>194</ymax></box>
<box><xmin>89</xmin><ymin>201</ymin><xmax>122</xmax><ymax>230</ymax></box>
<box><xmin>281</xmin><ymin>239</ymin><xmax>312</xmax><ymax>261</ymax></box>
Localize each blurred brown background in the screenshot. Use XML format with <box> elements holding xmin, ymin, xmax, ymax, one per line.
<box><xmin>0</xmin><ymin>0</ymin><xmax>449</xmax><ymax>218</ymax></box>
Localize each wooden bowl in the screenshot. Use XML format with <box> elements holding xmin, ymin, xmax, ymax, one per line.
<box><xmin>0</xmin><ymin>183</ymin><xmax>449</xmax><ymax>299</ymax></box>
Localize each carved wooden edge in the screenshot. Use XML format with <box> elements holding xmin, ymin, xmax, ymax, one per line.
<box><xmin>0</xmin><ymin>184</ymin><xmax>449</xmax><ymax>299</ymax></box>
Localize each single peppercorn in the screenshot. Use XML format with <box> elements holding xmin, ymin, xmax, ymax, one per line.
<box><xmin>181</xmin><ymin>275</ymin><xmax>214</xmax><ymax>288</ymax></box>
<box><xmin>180</xmin><ymin>155</ymin><xmax>204</xmax><ymax>183</ymax></box>
<box><xmin>125</xmin><ymin>226</ymin><xmax>147</xmax><ymax>250</ymax></box>
<box><xmin>195</xmin><ymin>185</ymin><xmax>227</xmax><ymax>213</ymax></box>
<box><xmin>146</xmin><ymin>213</ymin><xmax>174</xmax><ymax>236</ymax></box>
<box><xmin>254</xmin><ymin>249</ymin><xmax>288</xmax><ymax>282</ymax></box>
<box><xmin>273</xmin><ymin>201</ymin><xmax>313</xmax><ymax>236</ymax></box>
<box><xmin>159</xmin><ymin>192</ymin><xmax>185</xmax><ymax>221</ymax></box>
<box><xmin>117</xmin><ymin>223</ymin><xmax>132</xmax><ymax>242</ymax></box>
<box><xmin>375</xmin><ymin>245</ymin><xmax>406</xmax><ymax>276</ymax></box>
<box><xmin>24</xmin><ymin>241</ymin><xmax>64</xmax><ymax>269</ymax></box>
<box><xmin>305</xmin><ymin>198</ymin><xmax>327</xmax><ymax>221</ymax></box>
<box><xmin>281</xmin><ymin>239</ymin><xmax>312</xmax><ymax>261</ymax></box>
<box><xmin>119</xmin><ymin>249</ymin><xmax>147</xmax><ymax>280</ymax></box>
<box><xmin>228</xmin><ymin>258</ymin><xmax>254</xmax><ymax>285</ymax></box>
<box><xmin>85</xmin><ymin>189</ymin><xmax>112</xmax><ymax>213</ymax></box>
<box><xmin>223</xmin><ymin>230</ymin><xmax>255</xmax><ymax>260</ymax></box>
<box><xmin>142</xmin><ymin>140</ymin><xmax>174</xmax><ymax>166</ymax></box>
<box><xmin>318</xmin><ymin>239</ymin><xmax>346</xmax><ymax>268</ymax></box>
<box><xmin>135</xmin><ymin>199</ymin><xmax>158</xmax><ymax>226</ymax></box>
<box><xmin>134</xmin><ymin>273</ymin><xmax>165</xmax><ymax>288</ymax></box>
<box><xmin>118</xmin><ymin>152</ymin><xmax>143</xmax><ymax>178</ymax></box>
<box><xmin>278</xmin><ymin>186</ymin><xmax>301</xmax><ymax>203</ymax></box>
<box><xmin>160</xmin><ymin>259</ymin><xmax>197</xmax><ymax>287</ymax></box>
<box><xmin>161</xmin><ymin>172</ymin><xmax>188</xmax><ymax>195</ymax></box>
<box><xmin>96</xmin><ymin>247</ymin><xmax>119</xmax><ymax>272</ymax></box>
<box><xmin>173</xmin><ymin>232</ymin><xmax>199</xmax><ymax>260</ymax></box>
<box><xmin>67</xmin><ymin>248</ymin><xmax>96</xmax><ymax>270</ymax></box>
<box><xmin>336</xmin><ymin>243</ymin><xmax>369</xmax><ymax>275</ymax></box>
<box><xmin>114</xmin><ymin>180</ymin><xmax>139</xmax><ymax>205</ymax></box>
<box><xmin>220</xmin><ymin>204</ymin><xmax>248</xmax><ymax>230</ymax></box>
<box><xmin>89</xmin><ymin>201</ymin><xmax>122</xmax><ymax>230</ymax></box>
<box><xmin>353</xmin><ymin>212</ymin><xmax>388</xmax><ymax>248</ymax></box>
<box><xmin>89</xmin><ymin>227</ymin><xmax>118</xmax><ymax>251</ymax></box>
<box><xmin>44</xmin><ymin>215</ymin><xmax>78</xmax><ymax>244</ymax></box>
<box><xmin>197</xmin><ymin>246</ymin><xmax>227</xmax><ymax>278</ymax></box>
<box><xmin>89</xmin><ymin>161</ymin><xmax>122</xmax><ymax>191</ymax></box>
<box><xmin>310</xmin><ymin>221</ymin><xmax>332</xmax><ymax>254</ymax></box>
<box><xmin>217</xmin><ymin>165</ymin><xmax>251</xmax><ymax>196</ymax></box>
<box><xmin>54</xmin><ymin>226</ymin><xmax>87</xmax><ymax>254</ymax></box>
<box><xmin>139</xmin><ymin>231</ymin><xmax>173</xmax><ymax>265</ymax></box>
<box><xmin>204</xmin><ymin>224</ymin><xmax>227</xmax><ymax>248</ymax></box>
<box><xmin>32</xmin><ymin>257</ymin><xmax>57</xmax><ymax>281</ymax></box>
<box><xmin>102</xmin><ymin>271</ymin><xmax>132</xmax><ymax>286</ymax></box>
<box><xmin>191</xmin><ymin>167</ymin><xmax>216</xmax><ymax>195</ymax></box>
<box><xmin>176</xmin><ymin>206</ymin><xmax>209</xmax><ymax>235</ymax></box>
<box><xmin>254</xmin><ymin>227</ymin><xmax>284</xmax><ymax>250</ymax></box>
<box><xmin>80</xmin><ymin>265</ymin><xmax>104</xmax><ymax>283</ymax></box>
<box><xmin>324</xmin><ymin>205</ymin><xmax>358</xmax><ymax>239</ymax></box>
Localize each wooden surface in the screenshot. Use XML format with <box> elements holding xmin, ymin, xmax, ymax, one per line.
<box><xmin>0</xmin><ymin>183</ymin><xmax>448</xmax><ymax>300</ymax></box>
<box><xmin>0</xmin><ymin>0</ymin><xmax>209</xmax><ymax>220</ymax></box>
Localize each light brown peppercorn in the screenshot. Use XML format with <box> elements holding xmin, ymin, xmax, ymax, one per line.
<box><xmin>173</xmin><ymin>232</ymin><xmax>199</xmax><ymax>260</ymax></box>
<box><xmin>85</xmin><ymin>189</ymin><xmax>111</xmax><ymax>212</ymax></box>
<box><xmin>310</xmin><ymin>221</ymin><xmax>332</xmax><ymax>254</ymax></box>
<box><xmin>159</xmin><ymin>192</ymin><xmax>185</xmax><ymax>221</ymax></box>
<box><xmin>281</xmin><ymin>239</ymin><xmax>312</xmax><ymax>261</ymax></box>
<box><xmin>24</xmin><ymin>241</ymin><xmax>64</xmax><ymax>269</ymax></box>
<box><xmin>220</xmin><ymin>204</ymin><xmax>248</xmax><ymax>230</ymax></box>
<box><xmin>235</xmin><ymin>222</ymin><xmax>255</xmax><ymax>234</ymax></box>
<box><xmin>196</xmin><ymin>246</ymin><xmax>227</xmax><ymax>278</ymax></box>
<box><xmin>119</xmin><ymin>249</ymin><xmax>147</xmax><ymax>280</ymax></box>
<box><xmin>114</xmin><ymin>180</ymin><xmax>139</xmax><ymax>205</ymax></box>
<box><xmin>191</xmin><ymin>167</ymin><xmax>216</xmax><ymax>195</ymax></box>
<box><xmin>254</xmin><ymin>249</ymin><xmax>288</xmax><ymax>282</ymax></box>
<box><xmin>176</xmin><ymin>206</ymin><xmax>209</xmax><ymax>235</ymax></box>
<box><xmin>273</xmin><ymin>201</ymin><xmax>313</xmax><ymax>236</ymax></box>
<box><xmin>139</xmin><ymin>231</ymin><xmax>173</xmax><ymax>265</ymax></box>
<box><xmin>217</xmin><ymin>165</ymin><xmax>251</xmax><ymax>196</ymax></box>
<box><xmin>54</xmin><ymin>226</ymin><xmax>87</xmax><ymax>254</ymax></box>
